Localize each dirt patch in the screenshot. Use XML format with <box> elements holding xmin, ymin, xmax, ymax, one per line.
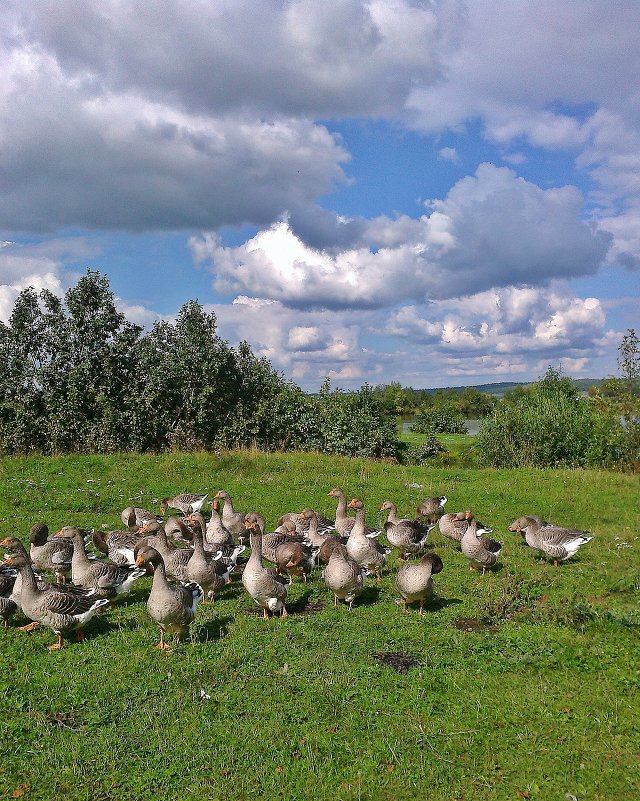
<box><xmin>46</xmin><ymin>711</ymin><xmax>82</xmax><ymax>729</ymax></box>
<box><xmin>373</xmin><ymin>651</ymin><xmax>417</xmax><ymax>674</ymax></box>
<box><xmin>452</xmin><ymin>617</ymin><xmax>498</xmax><ymax>633</ymax></box>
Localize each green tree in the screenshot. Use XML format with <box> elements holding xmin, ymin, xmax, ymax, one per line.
<box><xmin>476</xmin><ymin>367</ymin><xmax>628</xmax><ymax>468</ymax></box>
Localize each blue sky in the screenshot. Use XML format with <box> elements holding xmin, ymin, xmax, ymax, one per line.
<box><xmin>1</xmin><ymin>1</ymin><xmax>638</xmax><ymax>390</ymax></box>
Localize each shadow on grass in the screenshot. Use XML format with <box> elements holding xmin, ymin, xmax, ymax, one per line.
<box><xmin>429</xmin><ymin>596</ymin><xmax>462</xmax><ymax>612</ymax></box>
<box><xmin>357</xmin><ymin>586</ymin><xmax>382</xmax><ymax>606</ymax></box>
<box><xmin>197</xmin><ymin>614</ymin><xmax>234</xmax><ymax>641</ymax></box>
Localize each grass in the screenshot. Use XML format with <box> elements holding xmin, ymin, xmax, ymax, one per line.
<box><xmin>399</xmin><ymin>424</ymin><xmax>477</xmax><ymax>465</ymax></box>
<box><xmin>0</xmin><ymin>451</ymin><xmax>639</xmax><ymax>801</ymax></box>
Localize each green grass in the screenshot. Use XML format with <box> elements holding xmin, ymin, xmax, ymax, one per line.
<box><xmin>1</xmin><ymin>451</ymin><xmax>639</xmax><ymax>801</ymax></box>
<box><xmin>400</xmin><ymin>426</ymin><xmax>477</xmax><ymax>465</ymax></box>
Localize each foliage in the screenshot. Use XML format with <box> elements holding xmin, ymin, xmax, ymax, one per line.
<box><xmin>373</xmin><ymin>382</ymin><xmax>496</xmax><ymax>418</ymax></box>
<box><xmin>401</xmin><ymin>434</ymin><xmax>445</xmax><ymax>464</ymax></box>
<box><xmin>476</xmin><ymin>366</ymin><xmax>630</xmax><ymax>468</ymax></box>
<box><xmin>317</xmin><ymin>380</ymin><xmax>399</xmax><ymax>458</ymax></box>
<box><xmin>0</xmin><ymin>272</ymin><xmax>402</xmax><ymax>458</ymax></box>
<box><xmin>617</xmin><ymin>327</ymin><xmax>640</xmax><ymax>388</ymax></box>
<box><xmin>587</xmin><ymin>330</ymin><xmax>640</xmax><ymax>469</ymax></box>
<box><xmin>411</xmin><ymin>404</ymin><xmax>468</xmax><ymax>434</ymax></box>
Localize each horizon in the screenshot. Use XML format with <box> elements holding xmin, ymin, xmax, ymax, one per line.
<box><xmin>1</xmin><ymin>2</ymin><xmax>638</xmax><ymax>392</ymax></box>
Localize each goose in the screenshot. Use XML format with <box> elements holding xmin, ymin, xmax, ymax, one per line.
<box><xmin>323</xmin><ymin>544</ymin><xmax>364</xmax><ymax>609</ymax></box>
<box><xmin>380</xmin><ymin>501</ymin><xmax>433</xmax><ymax>559</ymax></box>
<box><xmin>121</xmin><ymin>506</ymin><xmax>162</xmax><ymax>530</ymax></box>
<box><xmin>29</xmin><ymin>522</ymin><xmax>73</xmax><ymax>583</ymax></box>
<box><xmin>0</xmin><ymin>565</ymin><xmax>18</xmax><ymax>627</ymax></box>
<box><xmin>258</xmin><ymin>519</ymin><xmax>305</xmax><ymax>565</ymax></box>
<box><xmin>1</xmin><ymin>538</ymin><xmax>108</xmax><ymax>650</ymax></box>
<box><xmin>160</xmin><ymin>493</ymin><xmax>208</xmax><ymax>516</ymax></box>
<box><xmin>274</xmin><ymin>538</ymin><xmax>318</xmax><ymax>582</ymax></box>
<box><xmin>242</xmin><ymin>516</ymin><xmax>288</xmax><ymax>619</ymax></box>
<box><xmin>213</xmin><ymin>491</ymin><xmax>248</xmax><ymax>537</ymax></box>
<box><xmin>327</xmin><ymin>488</ymin><xmax>356</xmax><ymax>538</ymax></box>
<box><xmin>416</xmin><ymin>496</ymin><xmax>448</xmax><ymax>523</ymax></box>
<box><xmin>189</xmin><ymin>505</ymin><xmax>235</xmax><ymax>550</ymax></box>
<box><xmin>54</xmin><ymin>527</ymin><xmax>146</xmax><ymax>598</ymax></box>
<box><xmin>134</xmin><ymin>546</ymin><xmax>203</xmax><ymax>650</ymax></box>
<box><xmin>135</xmin><ymin>522</ymin><xmax>192</xmax><ymax>581</ymax></box>
<box><xmin>298</xmin><ymin>509</ymin><xmax>347</xmax><ymax>564</ymax></box>
<box><xmin>438</xmin><ymin>511</ymin><xmax>473</xmax><ymax>543</ymax></box>
<box><xmin>6</xmin><ymin>545</ymin><xmax>99</xmax><ymax>633</ymax></box>
<box><xmin>508</xmin><ymin>516</ymin><xmax>592</xmax><ymax>565</ymax></box>
<box><xmin>277</xmin><ymin>508</ymin><xmax>334</xmax><ymax>537</ymax></box>
<box><xmin>165</xmin><ymin>516</ymin><xmax>192</xmax><ymax>543</ymax></box>
<box><xmin>395</xmin><ymin>553</ymin><xmax>444</xmax><ymax>614</ymax></box>
<box><xmin>346</xmin><ymin>499</ymin><xmax>389</xmax><ymax>582</ymax></box>
<box><xmin>460</xmin><ymin>513</ymin><xmax>502</xmax><ymax>574</ymax></box>
<box><xmin>185</xmin><ymin>525</ymin><xmax>228</xmax><ymax>602</ymax></box>
<box><xmin>92</xmin><ymin>529</ymin><xmax>144</xmax><ymax>567</ymax></box>
<box><xmin>185</xmin><ymin>512</ymin><xmax>245</xmax><ymax>568</ymax></box>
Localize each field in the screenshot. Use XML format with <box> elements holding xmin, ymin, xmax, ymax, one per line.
<box><xmin>1</xmin><ymin>451</ymin><xmax>639</xmax><ymax>801</ymax></box>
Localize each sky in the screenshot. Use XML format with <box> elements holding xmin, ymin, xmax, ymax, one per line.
<box><xmin>1</xmin><ymin>1</ymin><xmax>639</xmax><ymax>391</ymax></box>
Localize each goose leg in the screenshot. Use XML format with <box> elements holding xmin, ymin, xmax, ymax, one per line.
<box><xmin>281</xmin><ymin>606</ymin><xmax>288</xmax><ymax>618</ymax></box>
<box><xmin>263</xmin><ymin>607</ymin><xmax>269</xmax><ymax>620</ymax></box>
<box><xmin>47</xmin><ymin>633</ymin><xmax>64</xmax><ymax>651</ymax></box>
<box><xmin>19</xmin><ymin>621</ymin><xmax>40</xmax><ymax>632</ymax></box>
<box><xmin>154</xmin><ymin>627</ymin><xmax>170</xmax><ymax>650</ymax></box>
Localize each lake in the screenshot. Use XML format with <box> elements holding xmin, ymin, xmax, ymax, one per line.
<box><xmin>402</xmin><ymin>418</ymin><xmax>482</xmax><ymax>436</ymax></box>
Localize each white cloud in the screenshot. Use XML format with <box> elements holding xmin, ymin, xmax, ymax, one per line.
<box><xmin>438</xmin><ymin>146</ymin><xmax>460</xmax><ymax>164</ymax></box>
<box><xmin>193</xmin><ymin>164</ymin><xmax>609</xmax><ymax>309</ymax></box>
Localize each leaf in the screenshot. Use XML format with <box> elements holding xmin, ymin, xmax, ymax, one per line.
<box><xmin>12</xmin><ymin>785</ymin><xmax>29</xmax><ymax>798</ymax></box>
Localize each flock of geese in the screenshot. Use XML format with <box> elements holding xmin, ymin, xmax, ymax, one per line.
<box><xmin>0</xmin><ymin>488</ymin><xmax>593</xmax><ymax>651</ymax></box>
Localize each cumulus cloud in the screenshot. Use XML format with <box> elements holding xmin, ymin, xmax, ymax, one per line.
<box><xmin>193</xmin><ymin>164</ymin><xmax>610</xmax><ymax>309</ymax></box>
<box><xmin>6</xmin><ymin>0</ymin><xmax>454</xmax><ymax>118</ymax></box>
<box><xmin>0</xmin><ymin>239</ymin><xmax>91</xmax><ymax>322</ymax></box>
<box><xmin>200</xmin><ymin>283</ymin><xmax>616</xmax><ymax>390</ymax></box>
<box><xmin>0</xmin><ymin>0</ymin><xmax>460</xmax><ymax>233</ymax></box>
<box><xmin>209</xmin><ymin>296</ymin><xmax>370</xmax><ymax>385</ymax></box>
<box><xmin>385</xmin><ymin>286</ymin><xmax>610</xmax><ymax>358</ymax></box>
<box><xmin>0</xmin><ymin>44</ymin><xmax>349</xmax><ymax>232</ymax></box>
<box><xmin>403</xmin><ymin>3</ymin><xmax>640</xmax><ymax>268</ymax></box>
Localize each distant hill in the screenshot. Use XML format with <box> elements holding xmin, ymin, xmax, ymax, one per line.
<box><xmin>419</xmin><ymin>378</ymin><xmax>604</xmax><ymax>397</ymax></box>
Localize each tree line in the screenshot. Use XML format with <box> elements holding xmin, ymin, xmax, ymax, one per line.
<box><xmin>0</xmin><ymin>271</ymin><xmax>397</xmax><ymax>458</ymax></box>
<box><xmin>1</xmin><ymin>270</ymin><xmax>637</xmax><ymax>469</ymax></box>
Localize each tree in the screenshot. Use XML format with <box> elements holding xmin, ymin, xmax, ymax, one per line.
<box><xmin>618</xmin><ymin>328</ymin><xmax>640</xmax><ymax>390</ymax></box>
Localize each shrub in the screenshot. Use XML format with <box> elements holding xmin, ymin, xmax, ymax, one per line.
<box><xmin>401</xmin><ymin>436</ymin><xmax>445</xmax><ymax>465</ymax></box>
<box><xmin>411</xmin><ymin>404</ymin><xmax>468</xmax><ymax>434</ymax></box>
<box><xmin>317</xmin><ymin>381</ymin><xmax>399</xmax><ymax>458</ymax></box>
<box><xmin>476</xmin><ymin>367</ymin><xmax>629</xmax><ymax>468</ymax></box>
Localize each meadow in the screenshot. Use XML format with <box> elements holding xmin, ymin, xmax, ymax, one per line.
<box><xmin>0</xmin><ymin>451</ymin><xmax>638</xmax><ymax>801</ymax></box>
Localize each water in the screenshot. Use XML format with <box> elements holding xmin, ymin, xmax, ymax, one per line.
<box><xmin>402</xmin><ymin>418</ymin><xmax>481</xmax><ymax>436</ymax></box>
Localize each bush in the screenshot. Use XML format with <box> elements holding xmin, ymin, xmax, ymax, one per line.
<box><xmin>401</xmin><ymin>436</ymin><xmax>445</xmax><ymax>465</ymax></box>
<box><xmin>475</xmin><ymin>367</ymin><xmax>629</xmax><ymax>468</ymax></box>
<box><xmin>317</xmin><ymin>381</ymin><xmax>399</xmax><ymax>458</ymax></box>
<box><xmin>411</xmin><ymin>404</ymin><xmax>468</xmax><ymax>434</ymax></box>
